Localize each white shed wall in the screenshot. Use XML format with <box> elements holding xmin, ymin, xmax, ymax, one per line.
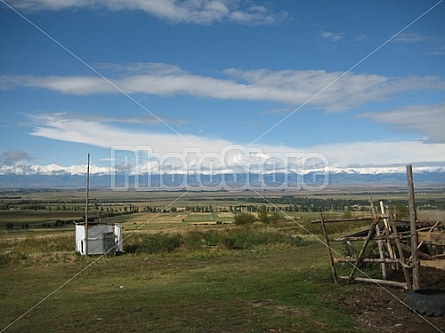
<box><xmin>75</xmin><ymin>224</ymin><xmax>116</xmax><ymax>255</ymax></box>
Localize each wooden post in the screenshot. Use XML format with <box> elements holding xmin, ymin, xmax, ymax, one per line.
<box><xmin>407</xmin><ymin>164</ymin><xmax>419</xmax><ymax>289</ymax></box>
<box><xmin>370</xmin><ymin>196</ymin><xmax>388</xmax><ymax>279</ymax></box>
<box><xmin>320</xmin><ymin>214</ymin><xmax>338</xmax><ymax>283</ymax></box>
<box><xmin>388</xmin><ymin>210</ymin><xmax>412</xmax><ymax>290</ymax></box>
<box><xmin>369</xmin><ymin>196</ymin><xmax>376</xmax><ymax>217</ymax></box>
<box><xmin>380</xmin><ymin>201</ymin><xmax>397</xmax><ymax>268</ymax></box>
<box><xmin>85</xmin><ymin>153</ymin><xmax>90</xmax><ymax>256</ymax></box>
<box><xmin>347</xmin><ymin>215</ymin><xmax>380</xmax><ymax>283</ymax></box>
<box><xmin>370</xmin><ymin>198</ymin><xmax>387</xmax><ymax>279</ymax></box>
<box><xmin>375</xmin><ymin>224</ymin><xmax>387</xmax><ymax>279</ymax></box>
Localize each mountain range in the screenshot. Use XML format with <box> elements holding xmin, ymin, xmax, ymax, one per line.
<box><xmin>0</xmin><ymin>163</ymin><xmax>443</xmax><ymax>189</ymax></box>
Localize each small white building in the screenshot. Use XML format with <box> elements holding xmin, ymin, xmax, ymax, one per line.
<box><xmin>75</xmin><ymin>223</ymin><xmax>123</xmax><ymax>256</ymax></box>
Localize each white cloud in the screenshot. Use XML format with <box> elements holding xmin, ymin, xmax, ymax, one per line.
<box><xmin>429</xmin><ymin>45</ymin><xmax>445</xmax><ymax>56</ymax></box>
<box><xmin>321</xmin><ymin>30</ymin><xmax>345</xmax><ymax>42</ymax></box>
<box><xmin>0</xmin><ymin>151</ymin><xmax>34</xmax><ymax>166</ymax></box>
<box><xmin>359</xmin><ymin>103</ymin><xmax>445</xmax><ymax>143</ymax></box>
<box><xmin>307</xmin><ymin>140</ymin><xmax>445</xmax><ymax>169</ymax></box>
<box><xmin>2</xmin><ymin>64</ymin><xmax>445</xmax><ymax>111</ymax></box>
<box><xmin>7</xmin><ymin>0</ymin><xmax>284</xmax><ymax>25</ymax></box>
<box><xmin>30</xmin><ymin>113</ymin><xmax>231</xmax><ymax>153</ymax></box>
<box><xmin>391</xmin><ymin>33</ymin><xmax>445</xmax><ymax>56</ymax></box>
<box><xmin>34</xmin><ymin>112</ymin><xmax>186</xmax><ymax>126</ymax></box>
<box><xmin>28</xmin><ymin>114</ymin><xmax>445</xmax><ymax>171</ymax></box>
<box><xmin>392</xmin><ymin>32</ymin><xmax>434</xmax><ymax>43</ymax></box>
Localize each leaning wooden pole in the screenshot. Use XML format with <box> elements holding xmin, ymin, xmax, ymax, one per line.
<box><xmin>320</xmin><ymin>214</ymin><xmax>338</xmax><ymax>284</ymax></box>
<box><xmin>371</xmin><ymin>197</ymin><xmax>387</xmax><ymax>279</ymax></box>
<box><xmin>380</xmin><ymin>201</ymin><xmax>397</xmax><ymax>270</ymax></box>
<box><xmin>375</xmin><ymin>222</ymin><xmax>387</xmax><ymax>279</ymax></box>
<box><xmin>388</xmin><ymin>210</ymin><xmax>412</xmax><ymax>290</ymax></box>
<box><xmin>347</xmin><ymin>215</ymin><xmax>380</xmax><ymax>284</ymax></box>
<box><xmin>407</xmin><ymin>164</ymin><xmax>419</xmax><ymax>290</ymax></box>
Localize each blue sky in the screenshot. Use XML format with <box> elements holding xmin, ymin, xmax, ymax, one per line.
<box><xmin>1</xmin><ymin>0</ymin><xmax>444</xmax><ymax>176</ymax></box>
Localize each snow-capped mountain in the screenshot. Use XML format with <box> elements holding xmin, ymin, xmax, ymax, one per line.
<box><xmin>0</xmin><ymin>163</ymin><xmax>443</xmax><ymax>189</ymax></box>
<box><xmin>0</xmin><ymin>164</ymin><xmax>110</xmax><ymax>176</ymax></box>
<box><xmin>1</xmin><ymin>163</ymin><xmax>444</xmax><ymax>176</ymax></box>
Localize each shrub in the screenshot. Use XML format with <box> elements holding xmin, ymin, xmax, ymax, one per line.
<box><xmin>234</xmin><ymin>212</ymin><xmax>256</xmax><ymax>225</ymax></box>
<box><xmin>269</xmin><ymin>211</ymin><xmax>283</xmax><ymax>224</ymax></box>
<box><xmin>126</xmin><ymin>233</ymin><xmax>183</xmax><ymax>254</ymax></box>
<box><xmin>124</xmin><ymin>228</ymin><xmax>307</xmax><ymax>254</ymax></box>
<box><xmin>258</xmin><ymin>206</ymin><xmax>269</xmax><ymax>223</ymax></box>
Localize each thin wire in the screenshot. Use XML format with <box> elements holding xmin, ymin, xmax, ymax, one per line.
<box><xmin>253</xmin><ymin>190</ymin><xmax>444</xmax><ymax>333</ymax></box>
<box><xmin>1</xmin><ymin>0</ymin><xmax>444</xmax><ymax>331</ymax></box>
<box><xmin>0</xmin><ymin>2</ymin><xmax>197</xmax><ymax>330</ymax></box>
<box><xmin>247</xmin><ymin>0</ymin><xmax>444</xmax><ymax>148</ymax></box>
<box><xmin>0</xmin><ymin>0</ymin><xmax>201</xmax><ymax>151</ymax></box>
<box><xmin>0</xmin><ymin>191</ymin><xmax>189</xmax><ymax>333</ymax></box>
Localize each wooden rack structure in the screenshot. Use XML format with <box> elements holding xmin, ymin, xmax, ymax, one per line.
<box><xmin>318</xmin><ymin>165</ymin><xmax>445</xmax><ymax>290</ymax></box>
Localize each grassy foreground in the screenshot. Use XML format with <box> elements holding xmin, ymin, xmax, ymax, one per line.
<box><xmin>0</xmin><ymin>238</ymin><xmax>361</xmax><ymax>333</ymax></box>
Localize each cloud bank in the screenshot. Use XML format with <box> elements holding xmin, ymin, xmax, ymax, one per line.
<box><xmin>2</xmin><ymin>63</ymin><xmax>445</xmax><ymax>112</ymax></box>
<box><xmin>5</xmin><ymin>0</ymin><xmax>287</xmax><ymax>25</ymax></box>
<box><xmin>360</xmin><ymin>103</ymin><xmax>445</xmax><ymax>143</ymax></box>
<box><xmin>25</xmin><ymin>113</ymin><xmax>445</xmax><ymax>171</ymax></box>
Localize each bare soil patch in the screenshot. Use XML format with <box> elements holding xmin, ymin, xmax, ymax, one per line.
<box><xmin>125</xmin><ymin>213</ymin><xmax>186</xmax><ymax>224</ymax></box>
<box><xmin>330</xmin><ymin>268</ymin><xmax>445</xmax><ymax>333</ymax></box>
<box><xmin>217</xmin><ymin>212</ymin><xmax>234</xmax><ymax>217</ymax></box>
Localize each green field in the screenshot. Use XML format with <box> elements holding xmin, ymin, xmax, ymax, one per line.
<box><xmin>1</xmin><ymin>240</ymin><xmax>358</xmax><ymax>332</ymax></box>
<box><xmin>1</xmin><ymin>188</ymin><xmax>444</xmax><ymax>332</ymax></box>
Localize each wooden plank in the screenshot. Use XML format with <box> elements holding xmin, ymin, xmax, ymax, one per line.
<box><xmin>420</xmin><ymin>259</ymin><xmax>445</xmax><ymax>270</ymax></box>
<box><xmin>310</xmin><ymin>216</ymin><xmax>375</xmax><ymax>224</ymax></box>
<box><xmin>417</xmin><ymin>231</ymin><xmax>445</xmax><ymax>246</ymax></box>
<box><xmin>335</xmin><ymin>258</ymin><xmax>400</xmax><ymax>264</ymax></box>
<box><xmin>332</xmin><ymin>235</ymin><xmax>399</xmax><ymax>242</ymax></box>
<box><xmin>320</xmin><ymin>214</ymin><xmax>338</xmax><ymax>284</ymax></box>
<box><xmin>338</xmin><ymin>276</ymin><xmax>407</xmax><ymax>289</ymax></box>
